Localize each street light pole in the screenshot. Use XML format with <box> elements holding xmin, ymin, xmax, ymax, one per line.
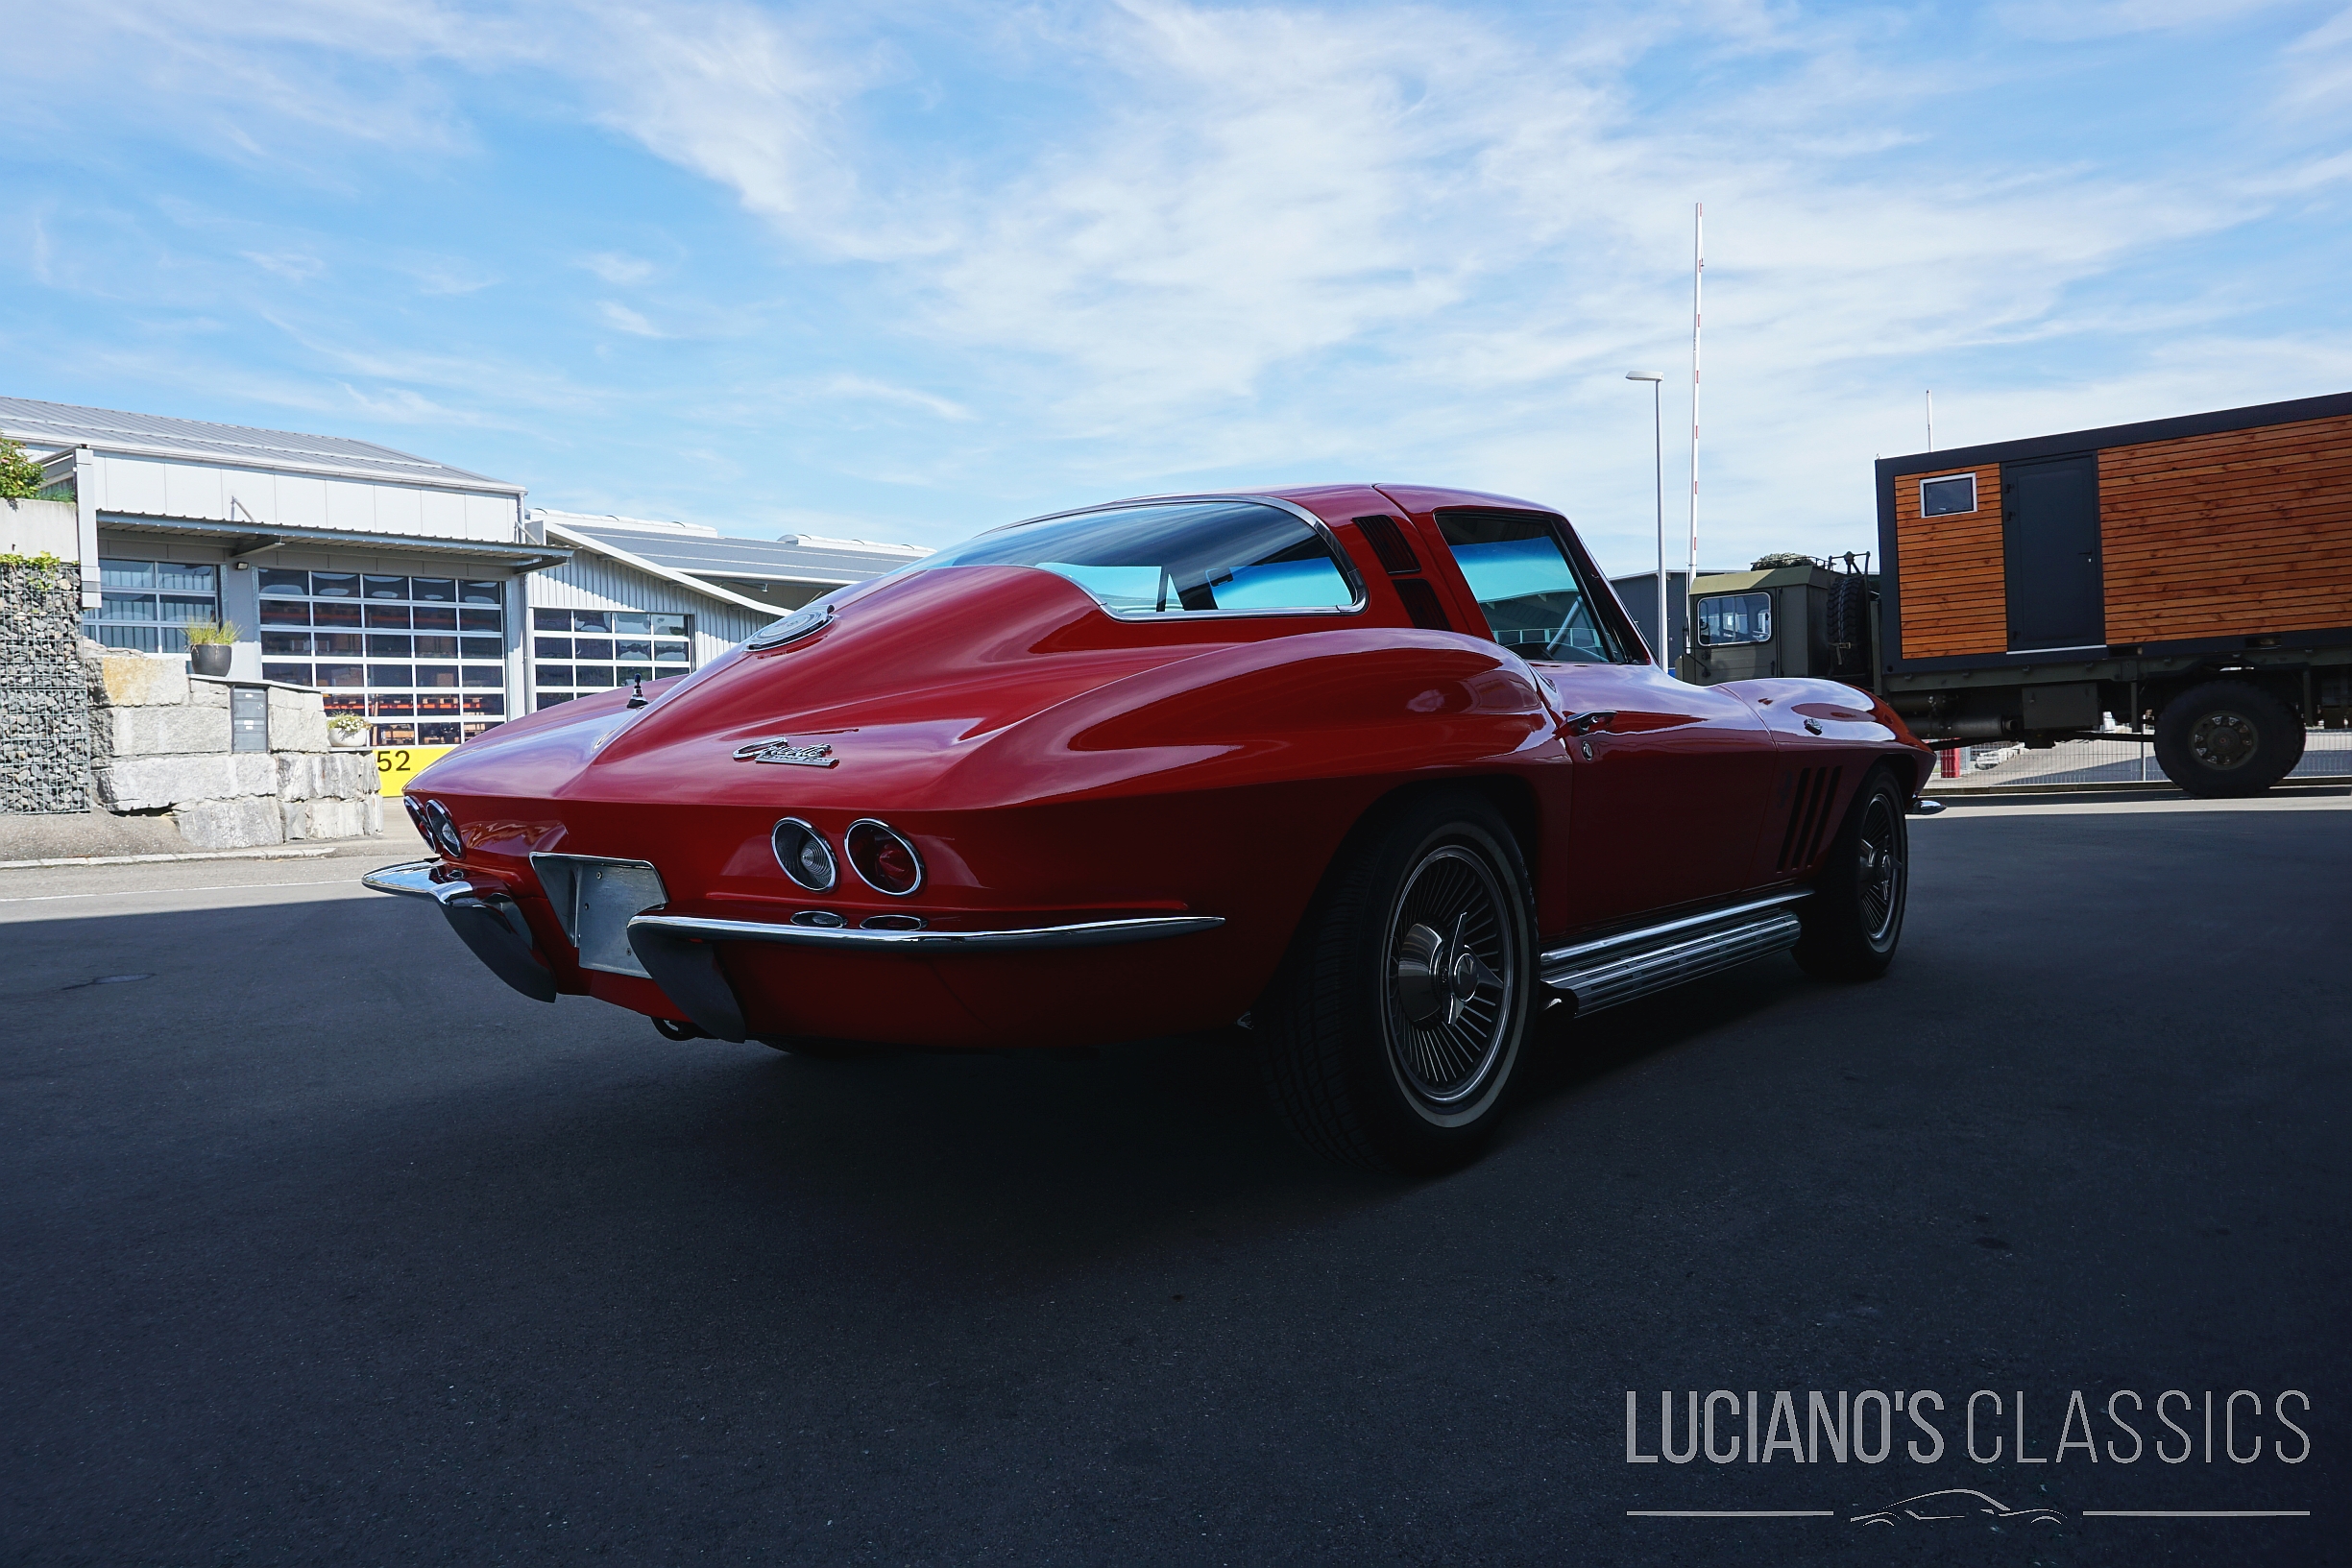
<box><xmin>1626</xmin><ymin>372</ymin><xmax>1666</xmax><ymax>670</ymax></box>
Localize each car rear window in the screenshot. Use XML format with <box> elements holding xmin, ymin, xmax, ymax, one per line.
<box><xmin>914</xmin><ymin>499</ymin><xmax>1360</xmax><ymax>617</ymax></box>
<box><xmin>1434</xmin><ymin>509</ymin><xmax>1622</xmax><ymax>663</ymax></box>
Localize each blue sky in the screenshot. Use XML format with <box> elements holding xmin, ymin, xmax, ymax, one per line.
<box><xmin>4</xmin><ymin>0</ymin><xmax>2349</xmax><ymax>574</ymax></box>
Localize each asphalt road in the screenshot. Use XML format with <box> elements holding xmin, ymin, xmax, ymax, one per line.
<box><xmin>3</xmin><ymin>797</ymin><xmax>2345</xmax><ymax>1565</ymax></box>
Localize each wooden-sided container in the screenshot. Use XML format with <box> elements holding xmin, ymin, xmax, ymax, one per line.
<box><xmin>1876</xmin><ymin>392</ymin><xmax>2352</xmax><ymax>674</ymax></box>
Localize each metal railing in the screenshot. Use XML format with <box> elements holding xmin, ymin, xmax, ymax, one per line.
<box><xmin>1926</xmin><ymin>730</ymin><xmax>2352</xmax><ymax>790</ymax></box>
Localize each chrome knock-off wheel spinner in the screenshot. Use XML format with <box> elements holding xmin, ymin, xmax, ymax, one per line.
<box><xmin>1383</xmin><ymin>845</ymin><xmax>1520</xmax><ymax>1119</ymax></box>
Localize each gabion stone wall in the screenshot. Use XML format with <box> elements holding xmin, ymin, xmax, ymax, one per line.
<box><xmin>0</xmin><ymin>560</ymin><xmax>92</xmax><ymax>815</ymax></box>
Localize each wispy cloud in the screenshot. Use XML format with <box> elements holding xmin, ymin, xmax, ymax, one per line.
<box><xmin>820</xmin><ymin>374</ymin><xmax>973</xmax><ymax>422</ymax></box>
<box><xmin>597</xmin><ymin>300</ymin><xmax>666</xmax><ymax>337</ymax></box>
<box><xmin>242</xmin><ymin>250</ymin><xmax>327</xmax><ymax>282</ymax></box>
<box><xmin>580</xmin><ymin>250</ymin><xmax>659</xmax><ymax>284</ymax></box>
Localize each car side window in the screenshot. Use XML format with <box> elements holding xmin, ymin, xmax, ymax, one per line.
<box><xmin>1433</xmin><ymin>509</ymin><xmax>1625</xmax><ymax>663</ymax></box>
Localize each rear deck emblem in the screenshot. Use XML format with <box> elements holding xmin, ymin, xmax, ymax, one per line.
<box><xmin>731</xmin><ymin>736</ymin><xmax>839</xmax><ymax>767</ymax></box>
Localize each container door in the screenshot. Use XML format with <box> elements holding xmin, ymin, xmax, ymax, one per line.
<box><xmin>2002</xmin><ymin>453</ymin><xmax>2104</xmax><ymax>652</ymax></box>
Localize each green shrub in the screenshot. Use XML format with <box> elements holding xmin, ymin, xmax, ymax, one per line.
<box><xmin>0</xmin><ymin>437</ymin><xmax>47</xmax><ymax>499</ymax></box>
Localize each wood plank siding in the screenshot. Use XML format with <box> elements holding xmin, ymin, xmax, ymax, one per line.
<box><xmin>1892</xmin><ymin>463</ymin><xmax>2004</xmax><ymax>659</ymax></box>
<box><xmin>2099</xmin><ymin>414</ymin><xmax>2352</xmax><ymax>644</ymax></box>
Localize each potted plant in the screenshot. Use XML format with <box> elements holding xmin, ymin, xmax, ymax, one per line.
<box><xmin>327</xmin><ymin>713</ymin><xmax>372</xmax><ymax>750</ymax></box>
<box><xmin>185</xmin><ymin>619</ymin><xmax>238</xmax><ymax>677</ymax></box>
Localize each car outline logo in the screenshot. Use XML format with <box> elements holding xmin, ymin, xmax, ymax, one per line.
<box><xmin>1851</xmin><ymin>1488</ymin><xmax>2064</xmax><ymax>1526</ymax></box>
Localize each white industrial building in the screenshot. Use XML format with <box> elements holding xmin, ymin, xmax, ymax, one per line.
<box><xmin>3</xmin><ymin>397</ymin><xmax>928</xmax><ymax>748</ymax></box>
<box><xmin>523</xmin><ymin>512</ymin><xmax>927</xmax><ymax>713</ymax></box>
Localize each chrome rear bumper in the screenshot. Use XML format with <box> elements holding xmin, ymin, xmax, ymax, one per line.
<box><xmin>366</xmin><ymin>856</ymin><xmax>1224</xmax><ymax>1041</ymax></box>
<box><xmin>625</xmin><ymin>911</ymin><xmax>1224</xmax><ymax>952</ymax></box>
<box><xmin>362</xmin><ymin>858</ymin><xmax>557</xmax><ymax>1003</ymax></box>
<box><xmin>621</xmin><ymin>911</ymin><xmax>1224</xmax><ymax>1044</ymax></box>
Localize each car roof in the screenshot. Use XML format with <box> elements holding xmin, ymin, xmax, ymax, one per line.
<box><xmin>1098</xmin><ymin>483</ymin><xmax>1561</xmax><ymax>516</ymax></box>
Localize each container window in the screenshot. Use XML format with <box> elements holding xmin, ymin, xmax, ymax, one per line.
<box><xmin>1919</xmin><ymin>473</ymin><xmax>1977</xmax><ymax>517</ymax></box>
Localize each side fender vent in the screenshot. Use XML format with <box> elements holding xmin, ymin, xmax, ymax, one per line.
<box><xmin>1352</xmin><ymin>514</ymin><xmax>1421</xmax><ymax>575</ymax></box>
<box><xmin>1776</xmin><ymin>765</ymin><xmax>1844</xmax><ymax>871</ymax></box>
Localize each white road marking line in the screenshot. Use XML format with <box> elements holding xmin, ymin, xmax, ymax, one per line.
<box><xmin>0</xmin><ymin>878</ymin><xmax>379</xmax><ymax>905</ymax></box>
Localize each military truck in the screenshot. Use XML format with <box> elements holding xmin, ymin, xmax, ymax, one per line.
<box><xmin>1682</xmin><ymin>391</ymin><xmax>2352</xmax><ymax>796</ymax></box>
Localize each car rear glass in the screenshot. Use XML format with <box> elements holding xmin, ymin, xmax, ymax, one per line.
<box><xmin>914</xmin><ymin>499</ymin><xmax>1360</xmax><ymax>616</ymax></box>
<box><xmin>1434</xmin><ymin>509</ymin><xmax>1621</xmax><ymax>663</ymax></box>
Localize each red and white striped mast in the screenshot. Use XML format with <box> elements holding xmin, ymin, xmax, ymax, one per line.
<box><xmin>1685</xmin><ymin>202</ymin><xmax>1703</xmax><ymax>679</ymax></box>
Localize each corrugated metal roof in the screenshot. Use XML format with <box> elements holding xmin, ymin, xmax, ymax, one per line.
<box><xmin>558</xmin><ymin>521</ymin><xmax>923</xmax><ymax>586</ymax></box>
<box><xmin>0</xmin><ymin>395</ymin><xmax>521</xmax><ymax>493</ymax></box>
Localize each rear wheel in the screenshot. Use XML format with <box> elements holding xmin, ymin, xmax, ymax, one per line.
<box><xmin>2154</xmin><ymin>681</ymin><xmax>2301</xmax><ymax>798</ymax></box>
<box><xmin>1793</xmin><ymin>767</ymin><xmax>1908</xmax><ymax>981</ymax></box>
<box><xmin>1258</xmin><ymin>793</ymin><xmax>1536</xmax><ymax>1175</ymax></box>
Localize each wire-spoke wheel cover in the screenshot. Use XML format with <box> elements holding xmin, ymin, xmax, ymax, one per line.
<box><xmin>1855</xmin><ymin>792</ymin><xmax>1905</xmax><ymax>947</ymax></box>
<box><xmin>1382</xmin><ymin>844</ymin><xmax>1519</xmax><ymax>1115</ymax></box>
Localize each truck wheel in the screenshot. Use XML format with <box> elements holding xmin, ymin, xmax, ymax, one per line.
<box><xmin>2154</xmin><ymin>681</ymin><xmax>2301</xmax><ymax>798</ymax></box>
<box><xmin>1258</xmin><ymin>792</ymin><xmax>1536</xmax><ymax>1176</ymax></box>
<box><xmin>1793</xmin><ymin>767</ymin><xmax>1908</xmax><ymax>982</ymax></box>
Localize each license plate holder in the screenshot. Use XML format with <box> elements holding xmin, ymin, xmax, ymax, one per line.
<box><xmin>530</xmin><ymin>854</ymin><xmax>668</xmax><ymax>977</ymax></box>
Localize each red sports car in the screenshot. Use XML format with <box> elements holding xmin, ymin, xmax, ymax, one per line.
<box><xmin>372</xmin><ymin>486</ymin><xmax>1931</xmax><ymax>1172</ymax></box>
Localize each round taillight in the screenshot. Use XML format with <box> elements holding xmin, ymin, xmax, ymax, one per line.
<box><xmin>844</xmin><ymin>819</ymin><xmax>923</xmax><ymax>896</ymax></box>
<box><xmin>421</xmin><ymin>797</ymin><xmax>465</xmax><ymax>859</ymax></box>
<box><xmin>771</xmin><ymin>817</ymin><xmax>837</xmax><ymax>892</ymax></box>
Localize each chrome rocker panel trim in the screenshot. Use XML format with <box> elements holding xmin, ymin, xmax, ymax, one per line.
<box><xmin>361</xmin><ymin>858</ymin><xmax>557</xmax><ymax>1003</ymax></box>
<box><xmin>1540</xmin><ymin>890</ymin><xmax>1810</xmax><ymax>1018</ymax></box>
<box><xmin>626</xmin><ymin>911</ymin><xmax>1224</xmax><ymax>952</ymax></box>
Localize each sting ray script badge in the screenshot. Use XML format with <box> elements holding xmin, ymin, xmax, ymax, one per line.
<box><xmin>731</xmin><ymin>736</ymin><xmax>839</xmax><ymax>767</ymax></box>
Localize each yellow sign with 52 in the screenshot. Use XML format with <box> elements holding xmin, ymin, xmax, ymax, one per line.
<box><xmin>376</xmin><ymin>745</ymin><xmax>456</xmax><ymax>797</ymax></box>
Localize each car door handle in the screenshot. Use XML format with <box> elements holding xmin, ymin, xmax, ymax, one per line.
<box><xmin>1564</xmin><ymin>710</ymin><xmax>1616</xmax><ymax>736</ymax></box>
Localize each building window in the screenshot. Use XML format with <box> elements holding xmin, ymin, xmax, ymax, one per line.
<box><xmin>1919</xmin><ymin>473</ymin><xmax>1977</xmax><ymax>518</ymax></box>
<box><xmin>255</xmin><ymin>567</ymin><xmax>510</xmax><ymax>745</ymax></box>
<box><xmin>532</xmin><ymin>609</ymin><xmax>692</xmax><ymax>709</ymax></box>
<box><xmin>85</xmin><ymin>559</ymin><xmax>220</xmax><ymax>651</ymax></box>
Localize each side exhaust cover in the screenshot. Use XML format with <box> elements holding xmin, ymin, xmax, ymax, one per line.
<box><xmin>626</xmin><ymin>923</ymin><xmax>750</xmax><ymax>1043</ymax></box>
<box><xmin>441</xmin><ymin>894</ymin><xmax>561</xmax><ymax>1003</ymax></box>
<box><xmin>361</xmin><ymin>859</ymin><xmax>557</xmax><ymax>1004</ymax></box>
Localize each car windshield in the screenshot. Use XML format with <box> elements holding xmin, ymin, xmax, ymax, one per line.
<box><xmin>912</xmin><ymin>499</ymin><xmax>1359</xmax><ymax>616</ymax></box>
<box><xmin>1435</xmin><ymin>509</ymin><xmax>1619</xmax><ymax>663</ymax></box>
